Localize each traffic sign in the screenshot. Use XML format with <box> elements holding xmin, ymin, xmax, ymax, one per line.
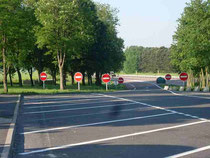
<box><xmin>179</xmin><ymin>72</ymin><xmax>188</xmax><ymax>81</ymax></box>
<box><xmin>40</xmin><ymin>72</ymin><xmax>47</xmax><ymax>82</ymax></box>
<box><xmin>118</xmin><ymin>77</ymin><xmax>124</xmax><ymax>84</ymax></box>
<box><xmin>102</xmin><ymin>74</ymin><xmax>111</xmax><ymax>83</ymax></box>
<box><xmin>165</xmin><ymin>74</ymin><xmax>172</xmax><ymax>81</ymax></box>
<box><xmin>74</xmin><ymin>72</ymin><xmax>83</xmax><ymax>82</ymax></box>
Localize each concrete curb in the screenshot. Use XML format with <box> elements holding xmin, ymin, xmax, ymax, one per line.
<box><xmin>1</xmin><ymin>94</ymin><xmax>22</xmax><ymax>158</ymax></box>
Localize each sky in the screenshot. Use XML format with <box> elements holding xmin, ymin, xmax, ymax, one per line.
<box><xmin>94</xmin><ymin>0</ymin><xmax>191</xmax><ymax>48</ymax></box>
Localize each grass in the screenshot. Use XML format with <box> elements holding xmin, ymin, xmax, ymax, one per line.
<box><xmin>0</xmin><ymin>83</ymin><xmax>126</xmax><ymax>95</ymax></box>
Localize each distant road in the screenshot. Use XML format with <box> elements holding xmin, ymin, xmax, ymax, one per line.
<box><xmin>121</xmin><ymin>74</ymin><xmax>183</xmax><ymax>86</ymax></box>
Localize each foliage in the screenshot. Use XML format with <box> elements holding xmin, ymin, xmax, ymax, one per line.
<box><xmin>171</xmin><ymin>0</ymin><xmax>210</xmax><ymax>75</ymax></box>
<box><xmin>123</xmin><ymin>46</ymin><xmax>174</xmax><ymax>73</ymax></box>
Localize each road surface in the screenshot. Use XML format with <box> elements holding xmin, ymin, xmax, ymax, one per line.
<box><xmin>13</xmin><ymin>79</ymin><xmax>210</xmax><ymax>158</ymax></box>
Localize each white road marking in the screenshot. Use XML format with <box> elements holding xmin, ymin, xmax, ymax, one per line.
<box><xmin>22</xmin><ymin>112</ymin><xmax>173</xmax><ymax>135</ymax></box>
<box><xmin>23</xmin><ymin>102</ymin><xmax>136</xmax><ymax>114</ymax></box>
<box><xmin>130</xmin><ymin>80</ymin><xmax>210</xmax><ymax>100</ymax></box>
<box><xmin>19</xmin><ymin>120</ymin><xmax>207</xmax><ymax>156</ymax></box>
<box><xmin>25</xmin><ymin>100</ymin><xmax>121</xmax><ymax>109</ymax></box>
<box><xmin>127</xmin><ymin>83</ymin><xmax>136</xmax><ymax>90</ymax></box>
<box><xmin>24</xmin><ymin>107</ymin><xmax>150</xmax><ymax>122</ymax></box>
<box><xmin>24</xmin><ymin>97</ymin><xmax>106</xmax><ymax>105</ymax></box>
<box><xmin>99</xmin><ymin>94</ymin><xmax>209</xmax><ymax>122</ymax></box>
<box><xmin>165</xmin><ymin>145</ymin><xmax>210</xmax><ymax>158</ymax></box>
<box><xmin>24</xmin><ymin>95</ymin><xmax>104</xmax><ymax>103</ymax></box>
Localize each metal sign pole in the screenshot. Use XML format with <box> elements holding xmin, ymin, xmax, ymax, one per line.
<box><xmin>78</xmin><ymin>82</ymin><xmax>80</xmax><ymax>91</ymax></box>
<box><xmin>106</xmin><ymin>83</ymin><xmax>108</xmax><ymax>91</ymax></box>
<box><xmin>43</xmin><ymin>81</ymin><xmax>45</xmax><ymax>89</ymax></box>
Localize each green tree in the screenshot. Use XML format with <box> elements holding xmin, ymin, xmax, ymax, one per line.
<box><xmin>171</xmin><ymin>0</ymin><xmax>210</xmax><ymax>75</ymax></box>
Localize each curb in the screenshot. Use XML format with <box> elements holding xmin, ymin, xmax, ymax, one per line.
<box><xmin>1</xmin><ymin>94</ymin><xmax>22</xmax><ymax>158</ymax></box>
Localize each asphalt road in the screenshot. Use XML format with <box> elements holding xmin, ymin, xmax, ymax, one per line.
<box><xmin>13</xmin><ymin>80</ymin><xmax>210</xmax><ymax>158</ymax></box>
<box><xmin>0</xmin><ymin>95</ymin><xmax>18</xmax><ymax>156</ymax></box>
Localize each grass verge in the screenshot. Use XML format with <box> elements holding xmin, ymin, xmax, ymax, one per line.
<box><xmin>0</xmin><ymin>83</ymin><xmax>126</xmax><ymax>95</ymax></box>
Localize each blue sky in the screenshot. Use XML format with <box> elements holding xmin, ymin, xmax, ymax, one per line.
<box><xmin>94</xmin><ymin>0</ymin><xmax>191</xmax><ymax>48</ymax></box>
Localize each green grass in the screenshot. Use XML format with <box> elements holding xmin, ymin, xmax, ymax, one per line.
<box><xmin>0</xmin><ymin>83</ymin><xmax>126</xmax><ymax>95</ymax></box>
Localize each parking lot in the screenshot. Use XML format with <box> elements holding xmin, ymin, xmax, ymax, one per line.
<box><xmin>13</xmin><ymin>82</ymin><xmax>210</xmax><ymax>158</ymax></box>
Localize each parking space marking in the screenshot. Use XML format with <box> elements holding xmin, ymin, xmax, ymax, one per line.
<box><xmin>24</xmin><ymin>107</ymin><xmax>151</xmax><ymax>122</ymax></box>
<box><xmin>23</xmin><ymin>102</ymin><xmax>136</xmax><ymax>115</ymax></box>
<box><xmin>19</xmin><ymin>120</ymin><xmax>207</xmax><ymax>156</ymax></box>
<box><xmin>99</xmin><ymin>94</ymin><xmax>209</xmax><ymax>122</ymax></box>
<box><xmin>22</xmin><ymin>112</ymin><xmax>174</xmax><ymax>135</ymax></box>
<box><xmin>25</xmin><ymin>99</ymin><xmax>121</xmax><ymax>109</ymax></box>
<box><xmin>165</xmin><ymin>145</ymin><xmax>210</xmax><ymax>158</ymax></box>
<box><xmin>24</xmin><ymin>95</ymin><xmax>105</xmax><ymax>104</ymax></box>
<box><xmin>24</xmin><ymin>97</ymin><xmax>106</xmax><ymax>105</ymax></box>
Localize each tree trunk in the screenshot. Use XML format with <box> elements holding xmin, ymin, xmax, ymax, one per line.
<box><xmin>9</xmin><ymin>70</ymin><xmax>13</xmax><ymax>87</ymax></box>
<box><xmin>82</xmin><ymin>72</ymin><xmax>85</xmax><ymax>85</ymax></box>
<box><xmin>51</xmin><ymin>70</ymin><xmax>57</xmax><ymax>85</ymax></box>
<box><xmin>2</xmin><ymin>36</ymin><xmax>8</xmax><ymax>93</ymax></box>
<box><xmin>63</xmin><ymin>71</ymin><xmax>67</xmax><ymax>88</ymax></box>
<box><xmin>57</xmin><ymin>50</ymin><xmax>65</xmax><ymax>90</ymax></box>
<box><xmin>71</xmin><ymin>72</ymin><xmax>74</xmax><ymax>85</ymax></box>
<box><xmin>28</xmin><ymin>68</ymin><xmax>34</xmax><ymax>86</ymax></box>
<box><xmin>16</xmin><ymin>67</ymin><xmax>23</xmax><ymax>87</ymax></box>
<box><xmin>88</xmin><ymin>73</ymin><xmax>92</xmax><ymax>85</ymax></box>
<box><xmin>59</xmin><ymin>66</ymin><xmax>64</xmax><ymax>90</ymax></box>
<box><xmin>95</xmin><ymin>71</ymin><xmax>101</xmax><ymax>86</ymax></box>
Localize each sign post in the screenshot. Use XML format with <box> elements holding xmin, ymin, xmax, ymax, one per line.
<box><xmin>179</xmin><ymin>72</ymin><xmax>188</xmax><ymax>86</ymax></box>
<box><xmin>40</xmin><ymin>72</ymin><xmax>47</xmax><ymax>89</ymax></box>
<box><xmin>102</xmin><ymin>74</ymin><xmax>111</xmax><ymax>91</ymax></box>
<box><xmin>165</xmin><ymin>74</ymin><xmax>172</xmax><ymax>85</ymax></box>
<box><xmin>74</xmin><ymin>72</ymin><xmax>83</xmax><ymax>91</ymax></box>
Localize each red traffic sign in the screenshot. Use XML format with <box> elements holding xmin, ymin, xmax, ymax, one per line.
<box><xmin>40</xmin><ymin>72</ymin><xmax>47</xmax><ymax>81</ymax></box>
<box><xmin>165</xmin><ymin>74</ymin><xmax>172</xmax><ymax>81</ymax></box>
<box><xmin>102</xmin><ymin>74</ymin><xmax>111</xmax><ymax>83</ymax></box>
<box><xmin>118</xmin><ymin>77</ymin><xmax>124</xmax><ymax>84</ymax></box>
<box><xmin>179</xmin><ymin>72</ymin><xmax>188</xmax><ymax>81</ymax></box>
<box><xmin>74</xmin><ymin>72</ymin><xmax>83</xmax><ymax>82</ymax></box>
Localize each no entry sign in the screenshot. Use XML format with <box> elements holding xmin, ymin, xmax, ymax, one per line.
<box><xmin>74</xmin><ymin>72</ymin><xmax>83</xmax><ymax>82</ymax></box>
<box><xmin>40</xmin><ymin>72</ymin><xmax>47</xmax><ymax>81</ymax></box>
<box><xmin>179</xmin><ymin>72</ymin><xmax>188</xmax><ymax>81</ymax></box>
<box><xmin>118</xmin><ymin>77</ymin><xmax>124</xmax><ymax>84</ymax></box>
<box><xmin>165</xmin><ymin>74</ymin><xmax>172</xmax><ymax>81</ymax></box>
<box><xmin>102</xmin><ymin>74</ymin><xmax>111</xmax><ymax>83</ymax></box>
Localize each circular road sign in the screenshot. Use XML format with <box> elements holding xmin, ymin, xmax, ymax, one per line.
<box><xmin>40</xmin><ymin>72</ymin><xmax>47</xmax><ymax>81</ymax></box>
<box><xmin>118</xmin><ymin>77</ymin><xmax>124</xmax><ymax>84</ymax></box>
<box><xmin>165</xmin><ymin>74</ymin><xmax>172</xmax><ymax>81</ymax></box>
<box><xmin>74</xmin><ymin>72</ymin><xmax>83</xmax><ymax>82</ymax></box>
<box><xmin>179</xmin><ymin>72</ymin><xmax>188</xmax><ymax>81</ymax></box>
<box><xmin>102</xmin><ymin>74</ymin><xmax>111</xmax><ymax>83</ymax></box>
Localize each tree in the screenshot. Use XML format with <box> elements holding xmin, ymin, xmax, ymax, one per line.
<box><xmin>35</xmin><ymin>0</ymin><xmax>96</xmax><ymax>90</ymax></box>
<box><xmin>0</xmin><ymin>0</ymin><xmax>22</xmax><ymax>92</ymax></box>
<box><xmin>171</xmin><ymin>0</ymin><xmax>210</xmax><ymax>75</ymax></box>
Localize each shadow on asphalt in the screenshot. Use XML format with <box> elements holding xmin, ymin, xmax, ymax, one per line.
<box><xmin>16</xmin><ymin>144</ymin><xmax>195</xmax><ymax>158</ymax></box>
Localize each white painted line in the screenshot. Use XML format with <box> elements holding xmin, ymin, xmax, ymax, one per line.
<box><xmin>99</xmin><ymin>94</ymin><xmax>209</xmax><ymax>122</ymax></box>
<box><xmin>165</xmin><ymin>145</ymin><xmax>210</xmax><ymax>158</ymax></box>
<box><xmin>23</xmin><ymin>102</ymin><xmax>136</xmax><ymax>115</ymax></box>
<box><xmin>131</xmin><ymin>80</ymin><xmax>210</xmax><ymax>100</ymax></box>
<box><xmin>24</xmin><ymin>95</ymin><xmax>105</xmax><ymax>103</ymax></box>
<box><xmin>19</xmin><ymin>120</ymin><xmax>207</xmax><ymax>156</ymax></box>
<box><xmin>25</xmin><ymin>100</ymin><xmax>121</xmax><ymax>109</ymax></box>
<box><xmin>22</xmin><ymin>112</ymin><xmax>173</xmax><ymax>135</ymax></box>
<box><xmin>24</xmin><ymin>107</ymin><xmax>150</xmax><ymax>122</ymax></box>
<box><xmin>24</xmin><ymin>97</ymin><xmax>106</xmax><ymax>105</ymax></box>
<box><xmin>127</xmin><ymin>83</ymin><xmax>136</xmax><ymax>90</ymax></box>
<box><xmin>1</xmin><ymin>95</ymin><xmax>21</xmax><ymax>158</ymax></box>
